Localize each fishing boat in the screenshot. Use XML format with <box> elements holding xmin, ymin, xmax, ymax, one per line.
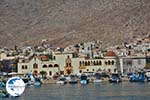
<box><xmin>80</xmin><ymin>74</ymin><xmax>88</xmax><ymax>85</ymax></box>
<box><xmin>129</xmin><ymin>72</ymin><xmax>145</xmax><ymax>82</ymax></box>
<box><xmin>145</xmin><ymin>71</ymin><xmax>150</xmax><ymax>82</ymax></box>
<box><xmin>93</xmin><ymin>73</ymin><xmax>102</xmax><ymax>83</ymax></box>
<box><xmin>68</xmin><ymin>75</ymin><xmax>78</xmax><ymax>84</ymax></box>
<box><xmin>56</xmin><ymin>77</ymin><xmax>67</xmax><ymax>85</ymax></box>
<box><xmin>109</xmin><ymin>73</ymin><xmax>122</xmax><ymax>83</ymax></box>
<box><xmin>24</xmin><ymin>73</ymin><xmax>42</xmax><ymax>87</ymax></box>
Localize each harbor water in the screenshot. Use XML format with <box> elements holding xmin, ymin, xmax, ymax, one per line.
<box><xmin>1</xmin><ymin>82</ymin><xmax>150</xmax><ymax>100</ymax></box>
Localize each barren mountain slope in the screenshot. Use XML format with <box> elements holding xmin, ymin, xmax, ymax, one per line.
<box><xmin>0</xmin><ymin>0</ymin><xmax>150</xmax><ymax>47</ymax></box>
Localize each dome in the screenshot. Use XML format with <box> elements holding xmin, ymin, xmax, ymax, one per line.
<box><xmin>105</xmin><ymin>51</ymin><xmax>116</xmax><ymax>57</ymax></box>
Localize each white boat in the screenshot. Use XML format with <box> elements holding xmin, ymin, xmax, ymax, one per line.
<box><xmin>56</xmin><ymin>78</ymin><xmax>67</xmax><ymax>85</ymax></box>
<box><xmin>93</xmin><ymin>73</ymin><xmax>102</xmax><ymax>83</ymax></box>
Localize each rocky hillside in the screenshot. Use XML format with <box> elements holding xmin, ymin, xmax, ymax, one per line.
<box><xmin>0</xmin><ymin>0</ymin><xmax>150</xmax><ymax>48</ymax></box>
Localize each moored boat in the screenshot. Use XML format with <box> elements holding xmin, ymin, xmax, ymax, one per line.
<box><xmin>69</xmin><ymin>75</ymin><xmax>78</xmax><ymax>84</ymax></box>
<box><xmin>80</xmin><ymin>74</ymin><xmax>88</xmax><ymax>85</ymax></box>
<box><xmin>109</xmin><ymin>73</ymin><xmax>122</xmax><ymax>83</ymax></box>
<box><xmin>129</xmin><ymin>72</ymin><xmax>145</xmax><ymax>82</ymax></box>
<box><xmin>56</xmin><ymin>77</ymin><xmax>67</xmax><ymax>85</ymax></box>
<box><xmin>93</xmin><ymin>73</ymin><xmax>102</xmax><ymax>83</ymax></box>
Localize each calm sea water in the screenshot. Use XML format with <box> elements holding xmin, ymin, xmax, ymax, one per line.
<box><xmin>2</xmin><ymin>82</ymin><xmax>150</xmax><ymax>100</ymax></box>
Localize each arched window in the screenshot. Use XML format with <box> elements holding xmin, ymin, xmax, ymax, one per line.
<box><xmin>33</xmin><ymin>63</ymin><xmax>38</xmax><ymax>69</ymax></box>
<box><xmin>48</xmin><ymin>64</ymin><xmax>53</xmax><ymax>67</ymax></box>
<box><xmin>105</xmin><ymin>61</ymin><xmax>107</xmax><ymax>65</ymax></box>
<box><xmin>49</xmin><ymin>71</ymin><xmax>52</xmax><ymax>76</ymax></box>
<box><xmin>96</xmin><ymin>61</ymin><xmax>99</xmax><ymax>65</ymax></box>
<box><xmin>85</xmin><ymin>61</ymin><xmax>88</xmax><ymax>66</ymax></box>
<box><xmin>79</xmin><ymin>61</ymin><xmax>82</xmax><ymax>66</ymax></box>
<box><xmin>88</xmin><ymin>61</ymin><xmax>90</xmax><ymax>66</ymax></box>
<box><xmin>94</xmin><ymin>61</ymin><xmax>96</xmax><ymax>65</ymax></box>
<box><xmin>42</xmin><ymin>65</ymin><xmax>47</xmax><ymax>68</ymax></box>
<box><xmin>99</xmin><ymin>61</ymin><xmax>102</xmax><ymax>65</ymax></box>
<box><xmin>108</xmin><ymin>60</ymin><xmax>111</xmax><ymax>65</ymax></box>
<box><xmin>22</xmin><ymin>65</ymin><xmax>24</xmax><ymax>69</ymax></box>
<box><xmin>54</xmin><ymin>64</ymin><xmax>59</xmax><ymax>67</ymax></box>
<box><xmin>82</xmin><ymin>61</ymin><xmax>85</xmax><ymax>66</ymax></box>
<box><xmin>112</xmin><ymin>60</ymin><xmax>114</xmax><ymax>65</ymax></box>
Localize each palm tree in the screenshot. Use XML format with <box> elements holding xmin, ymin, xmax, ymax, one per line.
<box><xmin>39</xmin><ymin>70</ymin><xmax>47</xmax><ymax>79</ymax></box>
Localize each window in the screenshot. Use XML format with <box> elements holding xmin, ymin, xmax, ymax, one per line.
<box><xmin>33</xmin><ymin>63</ymin><xmax>38</xmax><ymax>69</ymax></box>
<box><xmin>25</xmin><ymin>65</ymin><xmax>28</xmax><ymax>69</ymax></box>
<box><xmin>82</xmin><ymin>61</ymin><xmax>85</xmax><ymax>66</ymax></box>
<box><xmin>49</xmin><ymin>71</ymin><xmax>52</xmax><ymax>76</ymax></box>
<box><xmin>85</xmin><ymin>61</ymin><xmax>88</xmax><ymax>66</ymax></box>
<box><xmin>22</xmin><ymin>65</ymin><xmax>24</xmax><ymax>69</ymax></box>
<box><xmin>54</xmin><ymin>64</ymin><xmax>59</xmax><ymax>67</ymax></box>
<box><xmin>94</xmin><ymin>61</ymin><xmax>96</xmax><ymax>65</ymax></box>
<box><xmin>87</xmin><ymin>69</ymin><xmax>89</xmax><ymax>71</ymax></box>
<box><xmin>49</xmin><ymin>64</ymin><xmax>53</xmax><ymax>67</ymax></box>
<box><xmin>79</xmin><ymin>61</ymin><xmax>82</xmax><ymax>66</ymax></box>
<box><xmin>105</xmin><ymin>61</ymin><xmax>108</xmax><ymax>65</ymax></box>
<box><xmin>88</xmin><ymin>61</ymin><xmax>90</xmax><ymax>66</ymax></box>
<box><xmin>108</xmin><ymin>60</ymin><xmax>111</xmax><ymax>65</ymax></box>
<box><xmin>96</xmin><ymin>61</ymin><xmax>99</xmax><ymax>65</ymax></box>
<box><xmin>92</xmin><ymin>69</ymin><xmax>95</xmax><ymax>71</ymax></box>
<box><xmin>112</xmin><ymin>61</ymin><xmax>114</xmax><ymax>65</ymax></box>
<box><xmin>99</xmin><ymin>61</ymin><xmax>102</xmax><ymax>65</ymax></box>
<box><xmin>43</xmin><ymin>65</ymin><xmax>47</xmax><ymax>68</ymax></box>
<box><xmin>79</xmin><ymin>70</ymin><xmax>82</xmax><ymax>73</ymax></box>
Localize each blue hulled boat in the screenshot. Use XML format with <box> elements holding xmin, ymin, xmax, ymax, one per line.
<box><xmin>129</xmin><ymin>72</ymin><xmax>145</xmax><ymax>82</ymax></box>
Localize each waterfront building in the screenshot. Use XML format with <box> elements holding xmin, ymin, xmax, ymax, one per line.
<box><xmin>18</xmin><ymin>54</ymin><xmax>59</xmax><ymax>77</ymax></box>
<box><xmin>17</xmin><ymin>51</ymin><xmax>119</xmax><ymax>77</ymax></box>
<box><xmin>121</xmin><ymin>55</ymin><xmax>146</xmax><ymax>75</ymax></box>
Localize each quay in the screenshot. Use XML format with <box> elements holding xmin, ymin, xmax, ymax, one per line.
<box><xmin>42</xmin><ymin>77</ymin><xmax>130</xmax><ymax>84</ymax></box>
